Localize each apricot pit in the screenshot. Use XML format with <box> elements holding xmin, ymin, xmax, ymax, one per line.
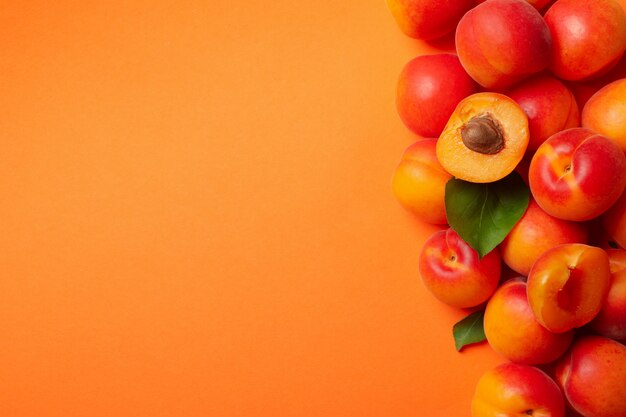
<box><xmin>460</xmin><ymin>116</ymin><xmax>504</xmax><ymax>155</ymax></box>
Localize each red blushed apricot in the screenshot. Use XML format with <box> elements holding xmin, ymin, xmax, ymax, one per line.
<box><xmin>436</xmin><ymin>92</ymin><xmax>529</xmax><ymax>183</ymax></box>
<box><xmin>392</xmin><ymin>139</ymin><xmax>451</xmax><ymax>224</ymax></box>
<box><xmin>529</xmin><ymin>128</ymin><xmax>626</xmax><ymax>221</ymax></box>
<box><xmin>582</xmin><ymin>78</ymin><xmax>626</xmax><ymax>153</ymax></box>
<box><xmin>604</xmin><ymin>190</ymin><xmax>626</xmax><ymax>249</ymax></box>
<box><xmin>545</xmin><ymin>0</ymin><xmax>626</xmax><ymax>81</ymax></box>
<box><xmin>514</xmin><ymin>152</ymin><xmax>533</xmax><ymax>186</ymax></box>
<box><xmin>386</xmin><ymin>0</ymin><xmax>475</xmax><ymax>40</ymax></box>
<box><xmin>455</xmin><ymin>0</ymin><xmax>552</xmax><ymax>89</ymax></box>
<box><xmin>565</xmin><ymin>55</ymin><xmax>626</xmax><ymax>110</ymax></box>
<box><xmin>528</xmin><ymin>0</ymin><xmax>552</xmax><ymax>9</ymax></box>
<box><xmin>508</xmin><ymin>74</ymin><xmax>579</xmax><ymax>151</ymax></box>
<box><xmin>500</xmin><ymin>199</ymin><xmax>587</xmax><ymax>276</ymax></box>
<box><xmin>586</xmin><ymin>220</ymin><xmax>623</xmax><ymax>251</ymax></box>
<box><xmin>484</xmin><ymin>278</ymin><xmax>574</xmax><ymax>365</ymax></box>
<box><xmin>419</xmin><ymin>228</ymin><xmax>500</xmax><ymax>308</ymax></box>
<box><xmin>472</xmin><ymin>363</ymin><xmax>565</xmax><ymax>417</ymax></box>
<box><xmin>474</xmin><ymin>0</ymin><xmax>553</xmax><ymax>9</ymax></box>
<box><xmin>527</xmin><ymin>244</ymin><xmax>611</xmax><ymax>333</ymax></box>
<box><xmin>396</xmin><ymin>54</ymin><xmax>478</xmax><ymax>138</ymax></box>
<box><xmin>555</xmin><ymin>336</ymin><xmax>626</xmax><ymax>417</ymax></box>
<box><xmin>590</xmin><ymin>249</ymin><xmax>626</xmax><ymax>342</ymax></box>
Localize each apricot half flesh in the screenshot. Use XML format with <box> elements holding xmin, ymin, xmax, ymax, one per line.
<box><xmin>437</xmin><ymin>93</ymin><xmax>529</xmax><ymax>183</ymax></box>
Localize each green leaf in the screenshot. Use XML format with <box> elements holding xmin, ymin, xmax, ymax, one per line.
<box><xmin>445</xmin><ymin>171</ymin><xmax>529</xmax><ymax>258</ymax></box>
<box><xmin>453</xmin><ymin>310</ymin><xmax>486</xmax><ymax>352</ymax></box>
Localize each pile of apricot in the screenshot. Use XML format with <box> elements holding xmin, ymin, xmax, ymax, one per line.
<box><xmin>389</xmin><ymin>0</ymin><xmax>626</xmax><ymax>416</ymax></box>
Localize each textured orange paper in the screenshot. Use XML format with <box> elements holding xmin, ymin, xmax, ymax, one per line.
<box><xmin>0</xmin><ymin>1</ymin><xmax>505</xmax><ymax>416</ymax></box>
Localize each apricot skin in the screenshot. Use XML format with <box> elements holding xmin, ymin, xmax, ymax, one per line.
<box><xmin>484</xmin><ymin>278</ymin><xmax>573</xmax><ymax>365</ymax></box>
<box><xmin>527</xmin><ymin>244</ymin><xmax>611</xmax><ymax>333</ymax></box>
<box><xmin>472</xmin><ymin>363</ymin><xmax>564</xmax><ymax>417</ymax></box>
<box><xmin>396</xmin><ymin>54</ymin><xmax>478</xmax><ymax>138</ymax></box>
<box><xmin>582</xmin><ymin>79</ymin><xmax>626</xmax><ymax>153</ymax></box>
<box><xmin>419</xmin><ymin>228</ymin><xmax>500</xmax><ymax>309</ymax></box>
<box><xmin>544</xmin><ymin>0</ymin><xmax>626</xmax><ymax>81</ymax></box>
<box><xmin>455</xmin><ymin>0</ymin><xmax>552</xmax><ymax>89</ymax></box>
<box><xmin>508</xmin><ymin>74</ymin><xmax>579</xmax><ymax>151</ymax></box>
<box><xmin>475</xmin><ymin>0</ymin><xmax>553</xmax><ymax>10</ymax></box>
<box><xmin>500</xmin><ymin>199</ymin><xmax>587</xmax><ymax>276</ymax></box>
<box><xmin>566</xmin><ymin>56</ymin><xmax>626</xmax><ymax>110</ymax></box>
<box><xmin>590</xmin><ymin>249</ymin><xmax>626</xmax><ymax>342</ymax></box>
<box><xmin>392</xmin><ymin>139</ymin><xmax>451</xmax><ymax>224</ymax></box>
<box><xmin>529</xmin><ymin>128</ymin><xmax>626</xmax><ymax>222</ymax></box>
<box><xmin>555</xmin><ymin>336</ymin><xmax>626</xmax><ymax>417</ymax></box>
<box><xmin>386</xmin><ymin>0</ymin><xmax>474</xmax><ymax>40</ymax></box>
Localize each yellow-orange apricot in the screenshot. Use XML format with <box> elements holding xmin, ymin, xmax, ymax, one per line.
<box><xmin>484</xmin><ymin>278</ymin><xmax>573</xmax><ymax>365</ymax></box>
<box><xmin>472</xmin><ymin>363</ymin><xmax>565</xmax><ymax>417</ymax></box>
<box><xmin>436</xmin><ymin>92</ymin><xmax>529</xmax><ymax>183</ymax></box>
<box><xmin>500</xmin><ymin>199</ymin><xmax>587</xmax><ymax>276</ymax></box>
<box><xmin>392</xmin><ymin>139</ymin><xmax>451</xmax><ymax>224</ymax></box>
<box><xmin>582</xmin><ymin>78</ymin><xmax>626</xmax><ymax>153</ymax></box>
<box><xmin>386</xmin><ymin>0</ymin><xmax>474</xmax><ymax>40</ymax></box>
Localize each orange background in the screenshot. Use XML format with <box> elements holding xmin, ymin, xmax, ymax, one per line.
<box><xmin>0</xmin><ymin>1</ymin><xmax>503</xmax><ymax>416</ymax></box>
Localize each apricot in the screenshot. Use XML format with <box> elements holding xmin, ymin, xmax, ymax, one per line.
<box><xmin>485</xmin><ymin>0</ymin><xmax>553</xmax><ymax>9</ymax></box>
<box><xmin>590</xmin><ymin>249</ymin><xmax>626</xmax><ymax>342</ymax></box>
<box><xmin>527</xmin><ymin>244</ymin><xmax>611</xmax><ymax>333</ymax></box>
<box><xmin>436</xmin><ymin>92</ymin><xmax>529</xmax><ymax>183</ymax></box>
<box><xmin>500</xmin><ymin>199</ymin><xmax>587</xmax><ymax>276</ymax></box>
<box><xmin>386</xmin><ymin>0</ymin><xmax>475</xmax><ymax>40</ymax></box>
<box><xmin>582</xmin><ymin>79</ymin><xmax>626</xmax><ymax>153</ymax></box>
<box><xmin>586</xmin><ymin>220</ymin><xmax>622</xmax><ymax>251</ymax></box>
<box><xmin>455</xmin><ymin>0</ymin><xmax>552</xmax><ymax>89</ymax></box>
<box><xmin>555</xmin><ymin>336</ymin><xmax>626</xmax><ymax>417</ymax></box>
<box><xmin>508</xmin><ymin>74</ymin><xmax>579</xmax><ymax>151</ymax></box>
<box><xmin>418</xmin><ymin>228</ymin><xmax>500</xmax><ymax>308</ymax></box>
<box><xmin>529</xmin><ymin>128</ymin><xmax>626</xmax><ymax>221</ymax></box>
<box><xmin>392</xmin><ymin>139</ymin><xmax>451</xmax><ymax>224</ymax></box>
<box><xmin>565</xmin><ymin>56</ymin><xmax>626</xmax><ymax>110</ymax></box>
<box><xmin>396</xmin><ymin>54</ymin><xmax>478</xmax><ymax>138</ymax></box>
<box><xmin>604</xmin><ymin>190</ymin><xmax>626</xmax><ymax>249</ymax></box>
<box><xmin>484</xmin><ymin>278</ymin><xmax>574</xmax><ymax>365</ymax></box>
<box><xmin>472</xmin><ymin>363</ymin><xmax>565</xmax><ymax>417</ymax></box>
<box><xmin>544</xmin><ymin>0</ymin><xmax>626</xmax><ymax>81</ymax></box>
<box><xmin>514</xmin><ymin>152</ymin><xmax>533</xmax><ymax>186</ymax></box>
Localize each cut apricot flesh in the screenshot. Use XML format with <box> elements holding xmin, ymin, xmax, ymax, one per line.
<box><xmin>436</xmin><ymin>92</ymin><xmax>529</xmax><ymax>183</ymax></box>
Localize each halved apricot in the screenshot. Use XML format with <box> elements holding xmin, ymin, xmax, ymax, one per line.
<box><xmin>527</xmin><ymin>243</ymin><xmax>611</xmax><ymax>333</ymax></box>
<box><xmin>436</xmin><ymin>92</ymin><xmax>529</xmax><ymax>183</ymax></box>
